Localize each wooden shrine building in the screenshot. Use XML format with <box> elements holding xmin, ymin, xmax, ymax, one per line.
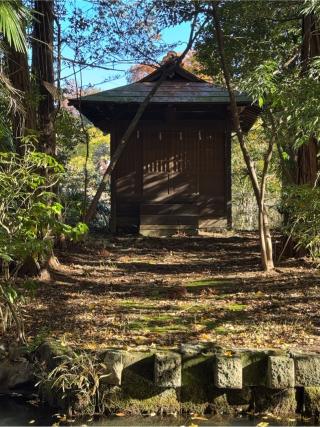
<box><xmin>70</xmin><ymin>65</ymin><xmax>259</xmax><ymax>235</ymax></box>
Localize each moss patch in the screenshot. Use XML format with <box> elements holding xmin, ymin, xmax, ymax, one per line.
<box><xmin>118</xmin><ymin>300</ymin><xmax>157</xmax><ymax>310</ymax></box>
<box><xmin>181</xmin><ymin>355</ymin><xmax>215</xmax><ymax>414</ymax></box>
<box><xmin>226</xmin><ymin>303</ymin><xmax>246</xmax><ymax>312</ymax></box>
<box><xmin>127</xmin><ymin>315</ymin><xmax>188</xmax><ymax>334</ymax></box>
<box><xmin>103</xmin><ymin>369</ymin><xmax>180</xmax><ymax>415</ymax></box>
<box><xmin>253</xmin><ymin>387</ymin><xmax>297</xmax><ymax>415</ymax></box>
<box><xmin>304</xmin><ymin>387</ymin><xmax>320</xmax><ymax>416</ymax></box>
<box><xmin>185</xmin><ymin>278</ymin><xmax>231</xmax><ymax>292</ymax></box>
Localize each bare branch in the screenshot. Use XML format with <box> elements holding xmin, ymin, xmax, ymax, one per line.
<box><xmin>83</xmin><ymin>11</ymin><xmax>207</xmax><ymax>223</ymax></box>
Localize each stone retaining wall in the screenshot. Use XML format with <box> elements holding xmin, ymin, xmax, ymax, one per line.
<box><xmin>98</xmin><ymin>345</ymin><xmax>320</xmax><ymax>416</ymax></box>
<box><xmin>2</xmin><ymin>343</ymin><xmax>320</xmax><ymax>417</ymax></box>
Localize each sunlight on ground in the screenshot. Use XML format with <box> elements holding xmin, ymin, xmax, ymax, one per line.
<box><xmin>20</xmin><ymin>234</ymin><xmax>320</xmax><ymax>352</ymax></box>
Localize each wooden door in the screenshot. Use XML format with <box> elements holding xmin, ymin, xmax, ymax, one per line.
<box><xmin>142</xmin><ymin>128</ymin><xmax>199</xmax><ymax>202</ymax></box>
<box><xmin>170</xmin><ymin>129</ymin><xmax>199</xmax><ymax>199</ymax></box>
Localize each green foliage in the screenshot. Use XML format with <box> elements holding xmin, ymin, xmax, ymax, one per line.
<box><xmin>0</xmin><ymin>148</ymin><xmax>61</xmax><ymax>269</ymax></box>
<box><xmin>195</xmin><ymin>1</ymin><xmax>300</xmax><ymax>85</ymax></box>
<box><xmin>61</xmin><ymin>125</ymin><xmax>110</xmax><ymax>230</ymax></box>
<box><xmin>68</xmin><ymin>126</ymin><xmax>110</xmax><ymax>175</ymax></box>
<box><xmin>303</xmin><ymin>0</ymin><xmax>320</xmax><ymax>15</ymax></box>
<box><xmin>0</xmin><ymin>0</ymin><xmax>28</xmax><ymax>52</ymax></box>
<box><xmin>37</xmin><ymin>349</ymin><xmax>110</xmax><ymax>416</ymax></box>
<box><xmin>282</xmin><ymin>185</ymin><xmax>320</xmax><ymax>258</ymax></box>
<box><xmin>275</xmin><ymin>64</ymin><xmax>320</xmax><ymax>148</ymax></box>
<box><xmin>0</xmin><ymin>278</ymin><xmax>39</xmax><ymax>336</ymax></box>
<box><xmin>241</xmin><ymin>60</ymin><xmax>279</xmax><ymax>108</ymax></box>
<box><xmin>62</xmin><ymin>222</ymin><xmax>89</xmax><ymax>241</ymax></box>
<box><xmin>0</xmin><ymin>145</ymin><xmax>88</xmax><ymax>271</ymax></box>
<box><xmin>232</xmin><ymin>122</ymin><xmax>282</xmax><ymax>230</ymax></box>
<box><xmin>0</xmin><ymin>143</ymin><xmax>88</xmax><ymax>340</ymax></box>
<box><xmin>55</xmin><ymin>109</ymin><xmax>87</xmax><ymax>165</ymax></box>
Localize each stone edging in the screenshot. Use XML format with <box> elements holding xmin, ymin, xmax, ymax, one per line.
<box><xmin>2</xmin><ymin>343</ymin><xmax>320</xmax><ymax>417</ymax></box>
<box><xmin>98</xmin><ymin>346</ymin><xmax>320</xmax><ymax>415</ymax></box>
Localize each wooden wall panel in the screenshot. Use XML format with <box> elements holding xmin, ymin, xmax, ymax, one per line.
<box><xmin>114</xmin><ymin>128</ymin><xmax>141</xmax><ymax>198</ymax></box>
<box><xmin>199</xmin><ymin>128</ymin><xmax>225</xmax><ymax>197</ymax></box>
<box><xmin>142</xmin><ymin>128</ymin><xmax>170</xmax><ymax>201</ymax></box>
<box><xmin>113</xmin><ymin>125</ymin><xmax>142</xmax><ymax>231</ymax></box>
<box><xmin>111</xmin><ymin>119</ymin><xmax>231</xmax><ymax>232</ymax></box>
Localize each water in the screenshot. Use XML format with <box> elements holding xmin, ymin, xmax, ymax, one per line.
<box><xmin>0</xmin><ymin>397</ymin><xmax>54</xmax><ymax>426</ymax></box>
<box><xmin>0</xmin><ymin>397</ymin><xmax>318</xmax><ymax>426</ymax></box>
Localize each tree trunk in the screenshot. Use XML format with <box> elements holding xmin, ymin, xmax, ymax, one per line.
<box><xmin>281</xmin><ymin>13</ymin><xmax>320</xmax><ymax>258</ymax></box>
<box><xmin>259</xmin><ymin>205</ymin><xmax>274</xmax><ymax>271</ymax></box>
<box><xmin>32</xmin><ymin>0</ymin><xmax>56</xmax><ymax>156</ymax></box>
<box><xmin>296</xmin><ymin>135</ymin><xmax>318</xmax><ymax>185</ymax></box>
<box><xmin>83</xmin><ymin>65</ymin><xmax>175</xmax><ymax>223</ymax></box>
<box><xmin>212</xmin><ymin>3</ymin><xmax>274</xmax><ymax>271</ymax></box>
<box><xmin>83</xmin><ymin>14</ymin><xmax>202</xmax><ymax>223</ymax></box>
<box><xmin>296</xmin><ymin>13</ymin><xmax>320</xmax><ymax>186</ymax></box>
<box><xmin>7</xmin><ymin>49</ymin><xmax>32</xmax><ymax>153</ymax></box>
<box><xmin>7</xmin><ymin>3</ymin><xmax>35</xmax><ymax>154</ymax></box>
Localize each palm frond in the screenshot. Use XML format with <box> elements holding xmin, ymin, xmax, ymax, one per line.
<box><xmin>0</xmin><ymin>71</ymin><xmax>24</xmax><ymax>113</ymax></box>
<box><xmin>0</xmin><ymin>1</ymin><xmax>27</xmax><ymax>53</ymax></box>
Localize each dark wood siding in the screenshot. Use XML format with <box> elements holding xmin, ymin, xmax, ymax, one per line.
<box><xmin>112</xmin><ymin>123</ymin><xmax>142</xmax><ymax>232</ymax></box>
<box><xmin>112</xmin><ymin>118</ymin><xmax>231</xmax><ymax>233</ymax></box>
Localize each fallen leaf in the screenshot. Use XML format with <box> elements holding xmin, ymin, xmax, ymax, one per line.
<box><xmin>191</xmin><ymin>416</ymin><xmax>208</xmax><ymax>421</ymax></box>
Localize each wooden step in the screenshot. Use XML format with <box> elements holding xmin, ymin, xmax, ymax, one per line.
<box><xmin>139</xmin><ymin>225</ymin><xmax>198</xmax><ymax>237</ymax></box>
<box><xmin>140</xmin><ymin>203</ymin><xmax>198</xmax><ymax>216</ymax></box>
<box><xmin>140</xmin><ymin>214</ymin><xmax>198</xmax><ymax>226</ymax></box>
<box><xmin>198</xmin><ymin>217</ymin><xmax>227</xmax><ymax>229</ymax></box>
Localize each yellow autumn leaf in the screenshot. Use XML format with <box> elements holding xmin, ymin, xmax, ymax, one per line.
<box><xmin>257</xmin><ymin>422</ymin><xmax>269</xmax><ymax>427</ymax></box>
<box><xmin>255</xmin><ymin>291</ymin><xmax>265</xmax><ymax>297</ymax></box>
<box><xmin>191</xmin><ymin>415</ymin><xmax>208</xmax><ymax>420</ymax></box>
<box><xmin>199</xmin><ymin>333</ymin><xmax>211</xmax><ymax>341</ymax></box>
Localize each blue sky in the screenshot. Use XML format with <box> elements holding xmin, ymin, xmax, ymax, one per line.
<box><xmin>61</xmin><ymin>14</ymin><xmax>191</xmax><ymax>92</ymax></box>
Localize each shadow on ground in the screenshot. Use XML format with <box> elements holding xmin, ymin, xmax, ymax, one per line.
<box><xmin>17</xmin><ymin>232</ymin><xmax>320</xmax><ymax>351</ymax></box>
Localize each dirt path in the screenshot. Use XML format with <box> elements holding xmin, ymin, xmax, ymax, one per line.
<box><xmin>21</xmin><ymin>232</ymin><xmax>320</xmax><ymax>351</ymax></box>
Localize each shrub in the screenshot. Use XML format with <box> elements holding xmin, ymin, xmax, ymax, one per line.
<box><xmin>37</xmin><ymin>349</ymin><xmax>109</xmax><ymax>416</ymax></box>
<box><xmin>0</xmin><ymin>143</ymin><xmax>88</xmax><ymax>341</ymax></box>
<box><xmin>282</xmin><ymin>184</ymin><xmax>320</xmax><ymax>258</ymax></box>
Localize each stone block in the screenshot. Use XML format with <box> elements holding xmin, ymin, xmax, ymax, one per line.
<box><xmin>227</xmin><ymin>387</ymin><xmax>252</xmax><ymax>410</ymax></box>
<box><xmin>214</xmin><ymin>355</ymin><xmax>242</xmax><ymax>389</ymax></box>
<box><xmin>304</xmin><ymin>387</ymin><xmax>320</xmax><ymax>416</ymax></box>
<box><xmin>35</xmin><ymin>340</ymin><xmax>71</xmax><ymax>370</ymax></box>
<box><xmin>154</xmin><ymin>352</ymin><xmax>181</xmax><ymax>388</ymax></box>
<box><xmin>102</xmin><ymin>350</ymin><xmax>124</xmax><ymax>386</ymax></box>
<box><xmin>179</xmin><ymin>343</ymin><xmax>207</xmax><ymax>356</ymax></box>
<box><xmin>0</xmin><ymin>358</ymin><xmax>33</xmax><ymax>392</ymax></box>
<box><xmin>253</xmin><ymin>387</ymin><xmax>297</xmax><ymax>415</ymax></box>
<box><xmin>181</xmin><ymin>354</ymin><xmax>214</xmax><ymax>414</ymax></box>
<box><xmin>267</xmin><ymin>356</ymin><xmax>295</xmax><ymax>389</ymax></box>
<box><xmin>241</xmin><ymin>350</ymin><xmax>271</xmax><ymax>387</ymax></box>
<box><xmin>211</xmin><ymin>391</ymin><xmax>232</xmax><ymax>415</ymax></box>
<box><xmin>294</xmin><ymin>355</ymin><xmax>320</xmax><ymax>386</ymax></box>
